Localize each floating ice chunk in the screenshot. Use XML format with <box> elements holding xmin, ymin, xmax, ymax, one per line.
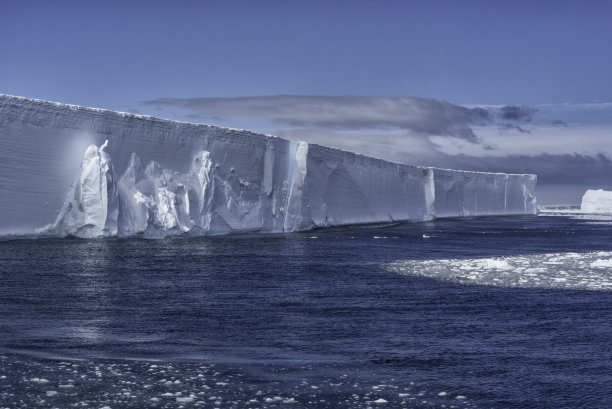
<box><xmin>373</xmin><ymin>398</ymin><xmax>388</xmax><ymax>403</ymax></box>
<box><xmin>176</xmin><ymin>395</ymin><xmax>195</xmax><ymax>403</ymax></box>
<box><xmin>581</xmin><ymin>189</ymin><xmax>612</xmax><ymax>213</ymax></box>
<box><xmin>477</xmin><ymin>259</ymin><xmax>513</xmax><ymax>271</ymax></box>
<box><xmin>590</xmin><ymin>259</ymin><xmax>612</xmax><ymax>268</ymax></box>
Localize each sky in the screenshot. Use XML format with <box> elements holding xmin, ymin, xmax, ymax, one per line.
<box><xmin>2</xmin><ymin>0</ymin><xmax>612</xmax><ymax>204</ymax></box>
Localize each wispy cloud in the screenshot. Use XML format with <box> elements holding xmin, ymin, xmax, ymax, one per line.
<box><xmin>143</xmin><ymin>95</ymin><xmax>491</xmax><ymax>143</ymax></box>
<box><xmin>448</xmin><ymin>153</ymin><xmax>612</xmax><ymax>185</ymax></box>
<box><xmin>498</xmin><ymin>124</ymin><xmax>532</xmax><ymax>134</ymax></box>
<box><xmin>550</xmin><ymin>119</ymin><xmax>568</xmax><ymax>127</ymax></box>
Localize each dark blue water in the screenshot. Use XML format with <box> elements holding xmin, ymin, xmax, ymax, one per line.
<box><xmin>1</xmin><ymin>216</ymin><xmax>612</xmax><ymax>408</ymax></box>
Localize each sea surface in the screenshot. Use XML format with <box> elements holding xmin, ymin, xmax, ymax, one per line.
<box><xmin>1</xmin><ymin>215</ymin><xmax>611</xmax><ymax>408</ymax></box>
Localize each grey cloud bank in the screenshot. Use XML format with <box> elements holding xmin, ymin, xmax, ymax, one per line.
<box><xmin>143</xmin><ymin>95</ymin><xmax>491</xmax><ymax>143</ymax></box>
<box><xmin>500</xmin><ymin>105</ymin><xmax>536</xmax><ymax>122</ymax></box>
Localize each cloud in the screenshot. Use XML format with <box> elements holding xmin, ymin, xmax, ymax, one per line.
<box><xmin>447</xmin><ymin>153</ymin><xmax>612</xmax><ymax>185</ymax></box>
<box><xmin>550</xmin><ymin>119</ymin><xmax>568</xmax><ymax>127</ymax></box>
<box><xmin>499</xmin><ymin>105</ymin><xmax>536</xmax><ymax>122</ymax></box>
<box><xmin>142</xmin><ymin>95</ymin><xmax>491</xmax><ymax>143</ymax></box>
<box><xmin>498</xmin><ymin>124</ymin><xmax>531</xmax><ymax>134</ymax></box>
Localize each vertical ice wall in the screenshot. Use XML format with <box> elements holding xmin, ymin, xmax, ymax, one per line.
<box><xmin>0</xmin><ymin>94</ymin><xmax>537</xmax><ymax>238</ymax></box>
<box><xmin>432</xmin><ymin>169</ymin><xmax>537</xmax><ymax>217</ymax></box>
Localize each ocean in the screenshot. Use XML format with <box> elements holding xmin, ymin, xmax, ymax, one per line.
<box><xmin>1</xmin><ymin>215</ymin><xmax>611</xmax><ymax>408</ymax></box>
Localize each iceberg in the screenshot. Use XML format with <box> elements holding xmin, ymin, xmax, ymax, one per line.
<box><xmin>580</xmin><ymin>189</ymin><xmax>612</xmax><ymax>214</ymax></box>
<box><xmin>0</xmin><ymin>94</ymin><xmax>538</xmax><ymax>238</ymax></box>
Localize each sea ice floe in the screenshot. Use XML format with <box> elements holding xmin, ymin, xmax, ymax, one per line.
<box><xmin>373</xmin><ymin>398</ymin><xmax>388</xmax><ymax>403</ymax></box>
<box><xmin>176</xmin><ymin>394</ymin><xmax>195</xmax><ymax>403</ymax></box>
<box><xmin>385</xmin><ymin>251</ymin><xmax>612</xmax><ymax>291</ymax></box>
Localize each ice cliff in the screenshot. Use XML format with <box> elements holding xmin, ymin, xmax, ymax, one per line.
<box><xmin>580</xmin><ymin>189</ymin><xmax>612</xmax><ymax>213</ymax></box>
<box><xmin>0</xmin><ymin>94</ymin><xmax>538</xmax><ymax>238</ymax></box>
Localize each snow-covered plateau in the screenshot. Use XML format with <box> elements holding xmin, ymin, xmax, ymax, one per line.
<box><xmin>0</xmin><ymin>94</ymin><xmax>537</xmax><ymax>238</ymax></box>
<box><xmin>581</xmin><ymin>189</ymin><xmax>612</xmax><ymax>214</ymax></box>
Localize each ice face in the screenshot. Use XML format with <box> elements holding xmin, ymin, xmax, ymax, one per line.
<box><xmin>432</xmin><ymin>169</ymin><xmax>538</xmax><ymax>217</ymax></box>
<box><xmin>117</xmin><ymin>153</ymin><xmax>150</xmax><ymax>236</ymax></box>
<box><xmin>0</xmin><ymin>94</ymin><xmax>538</xmax><ymax>238</ymax></box>
<box><xmin>581</xmin><ymin>189</ymin><xmax>612</xmax><ymax>214</ymax></box>
<box><xmin>52</xmin><ymin>140</ymin><xmax>119</xmax><ymax>238</ymax></box>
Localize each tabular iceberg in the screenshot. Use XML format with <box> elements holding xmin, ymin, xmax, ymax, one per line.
<box><xmin>0</xmin><ymin>94</ymin><xmax>538</xmax><ymax>238</ymax></box>
<box><xmin>580</xmin><ymin>189</ymin><xmax>612</xmax><ymax>214</ymax></box>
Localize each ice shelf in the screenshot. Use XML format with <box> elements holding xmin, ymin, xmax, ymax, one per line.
<box><xmin>0</xmin><ymin>94</ymin><xmax>538</xmax><ymax>238</ymax></box>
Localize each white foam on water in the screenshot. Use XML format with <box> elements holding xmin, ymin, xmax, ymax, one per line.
<box><xmin>385</xmin><ymin>251</ymin><xmax>612</xmax><ymax>291</ymax></box>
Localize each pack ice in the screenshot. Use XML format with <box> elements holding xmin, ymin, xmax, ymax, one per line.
<box><xmin>0</xmin><ymin>94</ymin><xmax>538</xmax><ymax>238</ymax></box>
<box><xmin>581</xmin><ymin>189</ymin><xmax>612</xmax><ymax>214</ymax></box>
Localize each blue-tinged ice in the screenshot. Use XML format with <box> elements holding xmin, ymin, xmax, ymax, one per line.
<box><xmin>0</xmin><ymin>94</ymin><xmax>538</xmax><ymax>238</ymax></box>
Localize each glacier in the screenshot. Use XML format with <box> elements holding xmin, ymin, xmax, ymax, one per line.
<box><xmin>581</xmin><ymin>189</ymin><xmax>612</xmax><ymax>214</ymax></box>
<box><xmin>0</xmin><ymin>94</ymin><xmax>538</xmax><ymax>238</ymax></box>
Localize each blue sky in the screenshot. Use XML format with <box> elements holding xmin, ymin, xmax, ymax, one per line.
<box><xmin>2</xmin><ymin>0</ymin><xmax>612</xmax><ymax>203</ymax></box>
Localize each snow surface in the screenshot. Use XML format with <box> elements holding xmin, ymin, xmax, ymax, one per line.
<box><xmin>0</xmin><ymin>94</ymin><xmax>537</xmax><ymax>238</ymax></box>
<box><xmin>580</xmin><ymin>189</ymin><xmax>612</xmax><ymax>214</ymax></box>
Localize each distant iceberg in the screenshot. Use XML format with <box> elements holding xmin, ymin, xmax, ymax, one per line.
<box><xmin>581</xmin><ymin>189</ymin><xmax>612</xmax><ymax>214</ymax></box>
<box><xmin>0</xmin><ymin>94</ymin><xmax>538</xmax><ymax>238</ymax></box>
